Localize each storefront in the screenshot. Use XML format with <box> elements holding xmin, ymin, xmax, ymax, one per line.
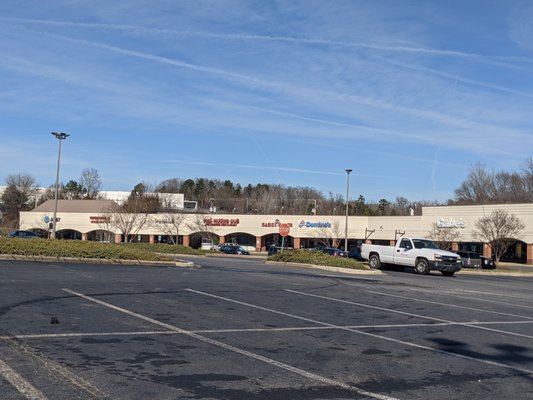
<box><xmin>19</xmin><ymin>201</ymin><xmax>533</xmax><ymax>264</ymax></box>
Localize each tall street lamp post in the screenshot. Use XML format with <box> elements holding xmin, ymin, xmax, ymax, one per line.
<box><xmin>51</xmin><ymin>132</ymin><xmax>69</xmax><ymax>239</ymax></box>
<box><xmin>344</xmin><ymin>169</ymin><xmax>352</xmax><ymax>251</ymax></box>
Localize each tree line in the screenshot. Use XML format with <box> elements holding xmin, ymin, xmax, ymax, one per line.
<box><xmin>1</xmin><ymin>158</ymin><xmax>532</xmax><ymax>234</ymax></box>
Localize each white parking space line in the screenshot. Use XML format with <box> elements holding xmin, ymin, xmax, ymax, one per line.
<box><xmin>453</xmin><ymin>288</ymin><xmax>533</xmax><ymax>301</ymax></box>
<box><xmin>392</xmin><ymin>287</ymin><xmax>533</xmax><ymax>311</ymax></box>
<box><xmin>187</xmin><ymin>289</ymin><xmax>533</xmax><ymax>375</ymax></box>
<box><xmin>289</xmin><ymin>290</ymin><xmax>533</xmax><ymax>340</ymax></box>
<box><xmin>0</xmin><ymin>331</ymin><xmax>176</xmax><ymax>340</ymax></box>
<box><xmin>3</xmin><ymin>320</ymin><xmax>533</xmax><ymax>341</ymax></box>
<box><xmin>366</xmin><ymin>290</ymin><xmax>533</xmax><ymax>320</ymax></box>
<box><xmin>0</xmin><ymin>358</ymin><xmax>47</xmax><ymax>400</ymax></box>
<box><xmin>62</xmin><ymin>288</ymin><xmax>399</xmax><ymax>400</ymax></box>
<box><xmin>1</xmin><ymin>333</ymin><xmax>110</xmax><ymax>399</ymax></box>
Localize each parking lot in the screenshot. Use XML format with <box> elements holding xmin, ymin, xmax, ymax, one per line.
<box><xmin>1</xmin><ymin>257</ymin><xmax>532</xmax><ymax>399</ymax></box>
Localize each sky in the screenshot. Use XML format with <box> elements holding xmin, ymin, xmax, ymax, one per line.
<box><xmin>0</xmin><ymin>0</ymin><xmax>532</xmax><ymax>203</ymax></box>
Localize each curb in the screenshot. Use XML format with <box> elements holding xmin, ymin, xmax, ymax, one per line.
<box><xmin>457</xmin><ymin>270</ymin><xmax>533</xmax><ymax>277</ymax></box>
<box><xmin>0</xmin><ymin>254</ymin><xmax>190</xmax><ymax>268</ymax></box>
<box><xmin>266</xmin><ymin>260</ymin><xmax>383</xmax><ymax>275</ymax></box>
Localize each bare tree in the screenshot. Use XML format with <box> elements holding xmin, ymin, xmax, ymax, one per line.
<box><xmin>523</xmin><ymin>157</ymin><xmax>533</xmax><ymax>201</ymax></box>
<box><xmin>1</xmin><ymin>173</ymin><xmax>39</xmax><ymax>227</ymax></box>
<box><xmin>426</xmin><ymin>222</ymin><xmax>462</xmax><ymax>251</ymax></box>
<box><xmin>473</xmin><ymin>210</ymin><xmax>525</xmax><ymax>263</ymax></box>
<box><xmin>94</xmin><ymin>215</ymin><xmax>114</xmax><ymax>242</ymax></box>
<box><xmin>103</xmin><ymin>202</ymin><xmax>149</xmax><ymax>243</ymax></box>
<box><xmin>80</xmin><ymin>168</ymin><xmax>102</xmax><ymax>199</ymax></box>
<box><xmin>393</xmin><ymin>196</ymin><xmax>411</xmax><ymax>216</ymax></box>
<box><xmin>186</xmin><ymin>213</ymin><xmax>219</xmax><ymax>247</ymax></box>
<box><xmin>492</xmin><ymin>171</ymin><xmax>527</xmax><ymax>203</ymax></box>
<box><xmin>313</xmin><ymin>220</ymin><xmax>343</xmax><ymax>248</ymax></box>
<box><xmin>151</xmin><ymin>212</ymin><xmax>187</xmax><ymax>244</ymax></box>
<box><xmin>254</xmin><ymin>186</ymin><xmax>279</xmax><ymax>214</ymax></box>
<box><xmin>454</xmin><ymin>163</ymin><xmax>495</xmax><ymax>204</ymax></box>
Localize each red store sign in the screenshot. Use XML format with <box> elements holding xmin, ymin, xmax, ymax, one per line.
<box><xmin>204</xmin><ymin>218</ymin><xmax>240</xmax><ymax>227</ymax></box>
<box><xmin>261</xmin><ymin>219</ymin><xmax>293</xmax><ymax>228</ymax></box>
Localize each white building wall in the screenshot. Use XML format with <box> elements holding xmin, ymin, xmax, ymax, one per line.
<box><xmin>18</xmin><ymin>203</ymin><xmax>533</xmax><ymax>243</ymax></box>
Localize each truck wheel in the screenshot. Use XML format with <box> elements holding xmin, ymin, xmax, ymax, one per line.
<box><xmin>441</xmin><ymin>271</ymin><xmax>455</xmax><ymax>277</ymax></box>
<box><xmin>415</xmin><ymin>259</ymin><xmax>429</xmax><ymax>275</ymax></box>
<box><xmin>369</xmin><ymin>254</ymin><xmax>382</xmax><ymax>269</ymax></box>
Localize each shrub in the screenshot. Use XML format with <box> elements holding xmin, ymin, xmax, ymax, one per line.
<box><xmin>0</xmin><ymin>238</ymin><xmax>173</xmax><ymax>261</ymax></box>
<box><xmin>121</xmin><ymin>243</ymin><xmax>206</xmax><ymax>255</ymax></box>
<box><xmin>269</xmin><ymin>249</ymin><xmax>368</xmax><ymax>270</ymax></box>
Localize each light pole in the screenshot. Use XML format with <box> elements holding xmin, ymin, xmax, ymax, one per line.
<box><xmin>51</xmin><ymin>132</ymin><xmax>69</xmax><ymax>239</ymax></box>
<box><xmin>344</xmin><ymin>169</ymin><xmax>352</xmax><ymax>251</ymax></box>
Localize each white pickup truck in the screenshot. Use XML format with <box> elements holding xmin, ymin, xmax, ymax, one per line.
<box><xmin>360</xmin><ymin>237</ymin><xmax>462</xmax><ymax>276</ymax></box>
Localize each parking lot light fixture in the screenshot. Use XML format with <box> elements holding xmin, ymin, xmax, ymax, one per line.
<box><xmin>51</xmin><ymin>132</ymin><xmax>70</xmax><ymax>239</ymax></box>
<box><xmin>345</xmin><ymin>169</ymin><xmax>352</xmax><ymax>251</ymax></box>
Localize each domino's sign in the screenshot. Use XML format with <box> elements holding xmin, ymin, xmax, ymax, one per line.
<box><xmin>298</xmin><ymin>220</ymin><xmax>332</xmax><ymax>229</ymax></box>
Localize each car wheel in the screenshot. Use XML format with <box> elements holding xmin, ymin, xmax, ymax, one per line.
<box><xmin>369</xmin><ymin>254</ymin><xmax>381</xmax><ymax>269</ymax></box>
<box><xmin>441</xmin><ymin>271</ymin><xmax>455</xmax><ymax>277</ymax></box>
<box><xmin>415</xmin><ymin>259</ymin><xmax>430</xmax><ymax>275</ymax></box>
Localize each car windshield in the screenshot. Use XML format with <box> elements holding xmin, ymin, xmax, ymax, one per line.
<box><xmin>412</xmin><ymin>239</ymin><xmax>439</xmax><ymax>250</ymax></box>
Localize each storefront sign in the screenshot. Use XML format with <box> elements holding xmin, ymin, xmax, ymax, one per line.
<box><xmin>436</xmin><ymin>218</ymin><xmax>466</xmax><ymax>228</ymax></box>
<box><xmin>44</xmin><ymin>215</ymin><xmax>61</xmax><ymax>223</ymax></box>
<box><xmin>89</xmin><ymin>216</ymin><xmax>110</xmax><ymax>224</ymax></box>
<box><xmin>261</xmin><ymin>219</ymin><xmax>293</xmax><ymax>228</ymax></box>
<box><xmin>203</xmin><ymin>218</ymin><xmax>240</xmax><ymax>227</ymax></box>
<box><xmin>298</xmin><ymin>220</ymin><xmax>332</xmax><ymax>228</ymax></box>
<box><xmin>154</xmin><ymin>218</ymin><xmax>175</xmax><ymax>224</ymax></box>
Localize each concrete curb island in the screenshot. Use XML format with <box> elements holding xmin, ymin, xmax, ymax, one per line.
<box><xmin>0</xmin><ymin>254</ymin><xmax>197</xmax><ymax>268</ymax></box>
<box><xmin>266</xmin><ymin>260</ymin><xmax>383</xmax><ymax>275</ymax></box>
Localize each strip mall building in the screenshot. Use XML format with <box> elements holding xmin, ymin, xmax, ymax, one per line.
<box><xmin>19</xmin><ymin>200</ymin><xmax>533</xmax><ymax>264</ymax></box>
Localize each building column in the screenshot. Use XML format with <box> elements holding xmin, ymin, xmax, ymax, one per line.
<box><xmin>149</xmin><ymin>235</ymin><xmax>155</xmax><ymax>244</ymax></box>
<box><xmin>293</xmin><ymin>237</ymin><xmax>301</xmax><ymax>249</ymax></box>
<box><xmin>81</xmin><ymin>233</ymin><xmax>88</xmax><ymax>241</ymax></box>
<box><xmin>527</xmin><ymin>243</ymin><xmax>533</xmax><ymax>266</ymax></box>
<box><xmin>365</xmin><ymin>239</ymin><xmax>372</xmax><ymax>244</ymax></box>
<box><xmin>219</xmin><ymin>236</ymin><xmax>225</xmax><ymax>245</ymax></box>
<box><xmin>451</xmin><ymin>242</ymin><xmax>459</xmax><ymax>252</ymax></box>
<box><xmin>182</xmin><ymin>235</ymin><xmax>190</xmax><ymax>248</ymax></box>
<box><xmin>389</xmin><ymin>240</ymin><xmax>395</xmax><ymax>246</ymax></box>
<box><xmin>114</xmin><ymin>233</ymin><xmax>122</xmax><ymax>243</ymax></box>
<box><xmin>516</xmin><ymin>242</ymin><xmax>523</xmax><ymax>258</ymax></box>
<box><xmin>483</xmin><ymin>243</ymin><xmax>492</xmax><ymax>259</ymax></box>
<box><xmin>256</xmin><ymin>236</ymin><xmax>262</xmax><ymax>252</ymax></box>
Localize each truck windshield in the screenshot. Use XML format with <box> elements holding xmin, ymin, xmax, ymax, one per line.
<box><xmin>412</xmin><ymin>239</ymin><xmax>439</xmax><ymax>249</ymax></box>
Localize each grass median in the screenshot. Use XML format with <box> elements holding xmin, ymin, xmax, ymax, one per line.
<box><xmin>0</xmin><ymin>238</ymin><xmax>186</xmax><ymax>262</ymax></box>
<box><xmin>268</xmin><ymin>249</ymin><xmax>368</xmax><ymax>270</ymax></box>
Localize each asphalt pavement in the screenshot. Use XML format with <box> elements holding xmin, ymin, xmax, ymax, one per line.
<box><xmin>1</xmin><ymin>257</ymin><xmax>532</xmax><ymax>399</ymax></box>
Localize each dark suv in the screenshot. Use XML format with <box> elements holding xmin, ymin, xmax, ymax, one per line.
<box><xmin>456</xmin><ymin>251</ymin><xmax>482</xmax><ymax>268</ymax></box>
<box><xmin>217</xmin><ymin>244</ymin><xmax>250</xmax><ymax>255</ymax></box>
<box><xmin>8</xmin><ymin>230</ymin><xmax>40</xmax><ymax>239</ymax></box>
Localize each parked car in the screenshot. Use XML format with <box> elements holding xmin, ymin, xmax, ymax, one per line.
<box><xmin>480</xmin><ymin>256</ymin><xmax>496</xmax><ymax>269</ymax></box>
<box><xmin>348</xmin><ymin>247</ymin><xmax>364</xmax><ymax>261</ymax></box>
<box><xmin>456</xmin><ymin>251</ymin><xmax>482</xmax><ymax>268</ymax></box>
<box><xmin>318</xmin><ymin>247</ymin><xmax>348</xmax><ymax>257</ymax></box>
<box><xmin>217</xmin><ymin>244</ymin><xmax>250</xmax><ymax>255</ymax></box>
<box><xmin>7</xmin><ymin>230</ymin><xmax>40</xmax><ymax>239</ymax></box>
<box><xmin>267</xmin><ymin>245</ymin><xmax>292</xmax><ymax>256</ymax></box>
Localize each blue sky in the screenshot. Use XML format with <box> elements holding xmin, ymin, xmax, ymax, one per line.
<box><xmin>0</xmin><ymin>0</ymin><xmax>532</xmax><ymax>203</ymax></box>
